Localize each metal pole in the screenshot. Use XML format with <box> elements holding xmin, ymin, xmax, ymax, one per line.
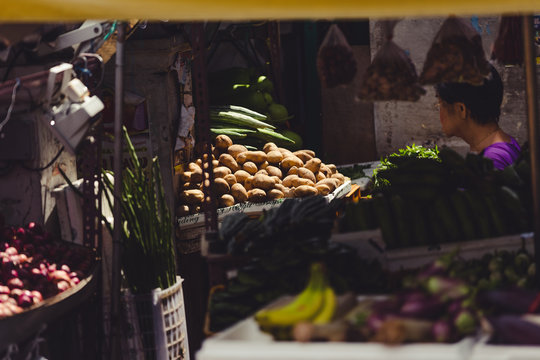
<box><xmin>110</xmin><ymin>21</ymin><xmax>125</xmax><ymax>360</ymax></box>
<box><xmin>522</xmin><ymin>15</ymin><xmax>540</xmax><ymax>288</ymax></box>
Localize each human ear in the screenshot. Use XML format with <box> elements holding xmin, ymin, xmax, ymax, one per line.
<box><xmin>456</xmin><ymin>102</ymin><xmax>467</xmax><ymax>119</ymax></box>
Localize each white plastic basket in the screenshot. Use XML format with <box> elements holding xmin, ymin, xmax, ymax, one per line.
<box><xmin>122</xmin><ymin>276</ymin><xmax>189</xmax><ymax>360</ymax></box>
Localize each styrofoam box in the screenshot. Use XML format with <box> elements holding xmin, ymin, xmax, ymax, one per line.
<box><xmin>470</xmin><ymin>335</ymin><xmax>540</xmax><ymax>360</ymax></box>
<box><xmin>196</xmin><ymin>316</ymin><xmax>476</xmax><ymax>360</ymax></box>
<box><xmin>331</xmin><ymin>231</ymin><xmax>534</xmax><ymax>272</ymax></box>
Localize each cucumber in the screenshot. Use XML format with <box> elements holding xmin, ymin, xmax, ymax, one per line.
<box><xmin>450</xmin><ymin>190</ymin><xmax>477</xmax><ymax>240</ymax></box>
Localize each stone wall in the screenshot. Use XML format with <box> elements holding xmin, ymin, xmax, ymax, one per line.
<box><xmin>370</xmin><ymin>17</ymin><xmax>529</xmax><ymax>157</ymax></box>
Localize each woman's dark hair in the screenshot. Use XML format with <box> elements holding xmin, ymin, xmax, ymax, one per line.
<box><xmin>435</xmin><ymin>65</ymin><xmax>503</xmax><ymax>124</ymax></box>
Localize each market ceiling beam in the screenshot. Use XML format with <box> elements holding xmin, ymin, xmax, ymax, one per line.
<box><xmin>3</xmin><ymin>0</ymin><xmax>540</xmax><ymax>21</ymax></box>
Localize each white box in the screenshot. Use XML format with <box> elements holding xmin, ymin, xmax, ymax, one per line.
<box><xmin>196</xmin><ymin>316</ymin><xmax>476</xmax><ymax>360</ymax></box>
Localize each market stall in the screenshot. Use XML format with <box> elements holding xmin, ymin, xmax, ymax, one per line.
<box><xmin>2</xmin><ymin>1</ymin><xmax>540</xmax><ymax>360</ymax></box>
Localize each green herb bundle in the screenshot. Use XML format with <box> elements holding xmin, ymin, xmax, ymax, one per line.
<box><xmin>103</xmin><ymin>127</ymin><xmax>177</xmax><ymax>294</ymax></box>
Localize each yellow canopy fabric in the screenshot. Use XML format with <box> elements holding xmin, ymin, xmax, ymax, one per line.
<box><xmin>2</xmin><ymin>0</ymin><xmax>540</xmax><ymax>22</ymax></box>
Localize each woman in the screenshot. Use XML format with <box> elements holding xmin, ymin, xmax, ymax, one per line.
<box><xmin>435</xmin><ymin>65</ymin><xmax>521</xmax><ymax>170</ymax></box>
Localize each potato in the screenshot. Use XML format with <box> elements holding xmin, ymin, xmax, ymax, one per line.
<box><xmin>267</xmin><ymin>189</ymin><xmax>284</xmax><ymax>200</ymax></box>
<box><xmin>190</xmin><ymin>205</ymin><xmax>202</xmax><ymax>214</ymax></box>
<box><xmin>180</xmin><ymin>189</ymin><xmax>204</xmax><ymax>205</ymax></box>
<box><xmin>247</xmin><ymin>189</ymin><xmax>266</xmax><ymax>203</ymax></box>
<box><xmin>256</xmin><ymin>169</ymin><xmax>269</xmax><ymax>176</ymax></box>
<box><xmin>215</xmin><ymin>134</ymin><xmax>233</xmax><ymax>151</ymax></box>
<box><xmin>212</xmin><ymin>147</ymin><xmax>222</xmax><ymax>159</ymax></box>
<box><xmin>302</xmin><ymin>149</ymin><xmax>316</xmax><ymax>158</ymax></box>
<box><xmin>327</xmin><ymin>164</ymin><xmax>338</xmax><ymax>174</ymax></box>
<box><xmin>243</xmin><ymin>161</ymin><xmax>258</xmax><ymax>175</ymax></box>
<box><xmin>283</xmin><ymin>187</ymin><xmax>294</xmax><ymax>198</ymax></box>
<box><xmin>245</xmin><ymin>151</ymin><xmax>267</xmax><ymax>164</ymax></box>
<box><xmin>212</xmin><ymin>159</ymin><xmax>219</xmax><ymax>168</ymax></box>
<box><xmin>259</xmin><ymin>161</ymin><xmax>269</xmax><ymax>170</ymax></box>
<box><xmin>270</xmin><ymin>175</ymin><xmax>281</xmax><ymax>184</ymax></box>
<box><xmin>275</xmin><ymin>183</ymin><xmax>288</xmax><ymax>193</ymax></box>
<box><xmin>230</xmin><ymin>183</ymin><xmax>248</xmax><ymax>203</ymax></box>
<box><xmin>244</xmin><ymin>176</ymin><xmax>254</xmax><ymax>191</ymax></box>
<box><xmin>317</xmin><ymin>178</ymin><xmax>337</xmax><ymax>192</ymax></box>
<box><xmin>265</xmin><ymin>166</ymin><xmax>282</xmax><ymax>178</ymax></box>
<box><xmin>304</xmin><ymin>158</ymin><xmax>322</xmax><ymax>173</ymax></box>
<box><xmin>175</xmin><ymin>205</ymin><xmax>190</xmax><ymax>217</ymax></box>
<box><xmin>234</xmin><ymin>170</ymin><xmax>251</xmax><ymax>184</ymax></box>
<box><xmin>294</xmin><ymin>185</ymin><xmax>318</xmax><ymax>197</ymax></box>
<box><xmin>319</xmin><ymin>164</ymin><xmax>332</xmax><ymax>177</ymax></box>
<box><xmin>280</xmin><ymin>156</ymin><xmax>303</xmax><ymax>172</ymax></box>
<box><xmin>297</xmin><ymin>167</ymin><xmax>317</xmax><ymax>183</ymax></box>
<box><xmin>263</xmin><ymin>142</ymin><xmax>279</xmax><ymax>153</ymax></box>
<box><xmin>180</xmin><ymin>171</ymin><xmax>191</xmax><ymax>183</ymax></box>
<box><xmin>223</xmin><ymin>174</ymin><xmax>237</xmax><ymax>186</ymax></box>
<box><xmin>282</xmin><ymin>174</ymin><xmax>298</xmax><ymax>188</ymax></box>
<box><xmin>236</xmin><ymin>152</ymin><xmax>248</xmax><ymax>165</ymax></box>
<box><xmin>287</xmin><ymin>166</ymin><xmax>299</xmax><ymax>176</ymax></box>
<box><xmin>267</xmin><ymin>150</ymin><xmax>284</xmax><ymax>165</ymax></box>
<box><xmin>253</xmin><ymin>174</ymin><xmax>275</xmax><ymax>191</ymax></box>
<box><xmin>293</xmin><ymin>150</ymin><xmax>313</xmax><ymax>163</ymax></box>
<box><xmin>214</xmin><ymin>166</ymin><xmax>231</xmax><ymax>178</ymax></box>
<box><xmin>331</xmin><ymin>173</ymin><xmax>345</xmax><ymax>185</ymax></box>
<box><xmin>219</xmin><ymin>153</ymin><xmax>240</xmax><ymax>172</ymax></box>
<box><xmin>195</xmin><ymin>158</ymin><xmax>202</xmax><ymax>166</ymax></box>
<box><xmin>188</xmin><ymin>162</ymin><xmax>201</xmax><ymax>173</ymax></box>
<box><xmin>315</xmin><ymin>184</ymin><xmax>331</xmax><ymax>196</ymax></box>
<box><xmin>316</xmin><ymin>172</ymin><xmax>326</xmax><ymax>181</ymax></box>
<box><xmin>227</xmin><ymin>144</ymin><xmax>248</xmax><ymax>158</ymax></box>
<box><xmin>278</xmin><ymin>147</ymin><xmax>293</xmax><ymax>157</ymax></box>
<box><xmin>219</xmin><ymin>194</ymin><xmax>235</xmax><ymax>208</ymax></box>
<box><xmin>182</xmin><ymin>182</ymin><xmax>201</xmax><ymax>190</ymax></box>
<box><xmin>292</xmin><ymin>177</ymin><xmax>315</xmax><ymax>187</ymax></box>
<box><xmin>190</xmin><ymin>168</ymin><xmax>203</xmax><ymax>183</ymax></box>
<box><xmin>214</xmin><ymin>178</ymin><xmax>230</xmax><ymax>195</ymax></box>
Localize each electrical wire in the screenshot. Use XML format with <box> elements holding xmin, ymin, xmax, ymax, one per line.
<box><xmin>0</xmin><ymin>78</ymin><xmax>20</xmax><ymax>135</ymax></box>
<box><xmin>20</xmin><ymin>146</ymin><xmax>64</xmax><ymax>172</ymax></box>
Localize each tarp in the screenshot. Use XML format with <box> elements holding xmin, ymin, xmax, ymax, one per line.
<box><xmin>2</xmin><ymin>0</ymin><xmax>540</xmax><ymax>22</ymax></box>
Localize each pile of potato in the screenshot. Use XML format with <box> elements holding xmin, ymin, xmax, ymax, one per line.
<box><xmin>176</xmin><ymin>135</ymin><xmax>350</xmax><ymax>217</ymax></box>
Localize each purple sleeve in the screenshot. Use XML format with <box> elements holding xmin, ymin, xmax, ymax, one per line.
<box><xmin>482</xmin><ymin>139</ymin><xmax>521</xmax><ymax>170</ymax></box>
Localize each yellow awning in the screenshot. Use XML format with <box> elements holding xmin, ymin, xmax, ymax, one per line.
<box><xmin>2</xmin><ymin>0</ymin><xmax>540</xmax><ymax>22</ymax></box>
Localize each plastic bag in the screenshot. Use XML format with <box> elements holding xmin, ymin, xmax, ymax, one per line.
<box><xmin>491</xmin><ymin>16</ymin><xmax>523</xmax><ymax>66</ymax></box>
<box><xmin>359</xmin><ymin>21</ymin><xmax>426</xmax><ymax>101</ymax></box>
<box><xmin>317</xmin><ymin>24</ymin><xmax>357</xmax><ymax>88</ymax></box>
<box><xmin>420</xmin><ymin>16</ymin><xmax>490</xmax><ymax>85</ymax></box>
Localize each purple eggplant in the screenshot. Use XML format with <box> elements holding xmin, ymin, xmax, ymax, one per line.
<box><xmin>488</xmin><ymin>315</ymin><xmax>540</xmax><ymax>345</ymax></box>
<box><xmin>476</xmin><ymin>289</ymin><xmax>540</xmax><ymax>315</ymax></box>
<box><xmin>426</xmin><ymin>276</ymin><xmax>470</xmax><ymax>300</ymax></box>
<box><xmin>453</xmin><ymin>309</ymin><xmax>477</xmax><ymax>336</ymax></box>
<box><xmin>399</xmin><ymin>295</ymin><xmax>445</xmax><ymax>319</ymax></box>
<box><xmin>432</xmin><ymin>319</ymin><xmax>453</xmax><ymax>343</ymax></box>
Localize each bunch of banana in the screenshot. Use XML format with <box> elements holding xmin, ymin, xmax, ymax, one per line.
<box><xmin>254</xmin><ymin>262</ymin><xmax>337</xmax><ymax>340</ymax></box>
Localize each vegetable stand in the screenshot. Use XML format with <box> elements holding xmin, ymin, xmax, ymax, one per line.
<box><xmin>3</xmin><ymin>2</ymin><xmax>540</xmax><ymax>360</ymax></box>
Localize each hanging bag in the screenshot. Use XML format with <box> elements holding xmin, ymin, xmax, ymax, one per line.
<box><xmin>359</xmin><ymin>20</ymin><xmax>425</xmax><ymax>101</ymax></box>
<box><xmin>420</xmin><ymin>16</ymin><xmax>490</xmax><ymax>85</ymax></box>
<box><xmin>317</xmin><ymin>24</ymin><xmax>358</xmax><ymax>88</ymax></box>
<box><xmin>491</xmin><ymin>16</ymin><xmax>523</xmax><ymax>66</ymax></box>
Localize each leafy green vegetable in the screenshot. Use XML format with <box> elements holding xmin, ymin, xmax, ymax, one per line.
<box><xmin>373</xmin><ymin>144</ymin><xmax>440</xmax><ymax>189</ymax></box>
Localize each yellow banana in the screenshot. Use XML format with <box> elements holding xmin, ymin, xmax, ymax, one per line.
<box><xmin>255</xmin><ymin>263</ymin><xmax>326</xmax><ymax>327</ymax></box>
<box><xmin>312</xmin><ymin>284</ymin><xmax>337</xmax><ymax>324</ymax></box>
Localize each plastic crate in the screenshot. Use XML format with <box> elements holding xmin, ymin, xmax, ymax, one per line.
<box><xmin>122</xmin><ymin>276</ymin><xmax>189</xmax><ymax>360</ymax></box>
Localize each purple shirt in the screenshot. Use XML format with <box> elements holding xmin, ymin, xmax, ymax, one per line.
<box><xmin>481</xmin><ymin>137</ymin><xmax>521</xmax><ymax>170</ymax></box>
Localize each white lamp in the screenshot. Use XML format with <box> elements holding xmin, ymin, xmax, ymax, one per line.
<box><xmin>42</xmin><ymin>63</ymin><xmax>104</xmax><ymax>154</ymax></box>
